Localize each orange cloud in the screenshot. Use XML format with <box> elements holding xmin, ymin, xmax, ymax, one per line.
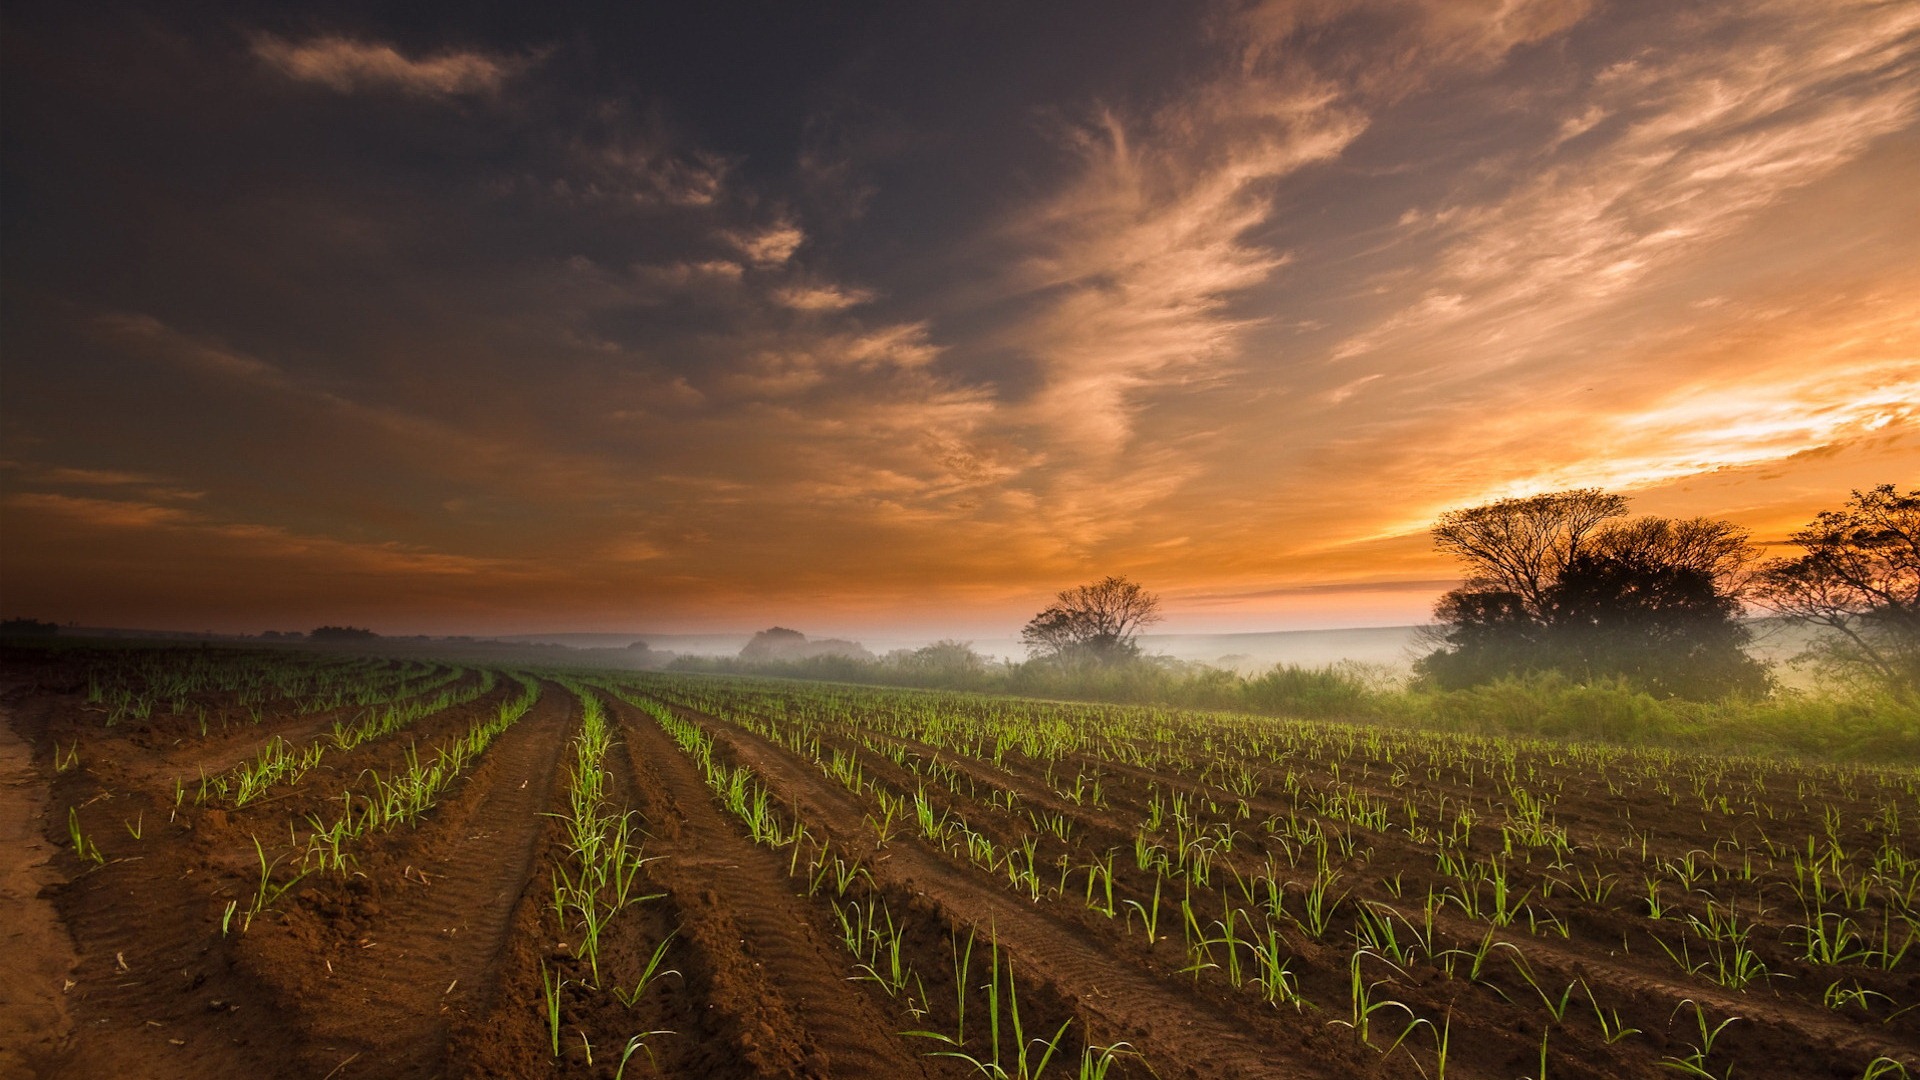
<box><xmin>252</xmin><ymin>35</ymin><xmax>525</xmax><ymax>97</ymax></box>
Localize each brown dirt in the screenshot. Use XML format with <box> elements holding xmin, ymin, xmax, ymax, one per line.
<box><xmin>13</xmin><ymin>645</ymin><xmax>1920</xmax><ymax>1080</ymax></box>
<box><xmin>632</xmin><ymin>678</ymin><xmax>1920</xmax><ymax>1080</ymax></box>
<box><xmin>0</xmin><ymin>681</ymin><xmax>77</xmax><ymax>1080</ymax></box>
<box><xmin>599</xmin><ymin>695</ymin><xmax>955</xmax><ymax>1079</ymax></box>
<box><xmin>667</xmin><ymin>698</ymin><xmax>1359</xmax><ymax>1080</ymax></box>
<box><xmin>258</xmin><ymin>682</ymin><xmax>578</xmax><ymax>1078</ymax></box>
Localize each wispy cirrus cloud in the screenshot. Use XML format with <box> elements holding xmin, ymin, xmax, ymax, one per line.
<box><xmin>7</xmin><ymin>492</ymin><xmax>514</xmax><ymax>576</ymax></box>
<box><xmin>1333</xmin><ymin>1</ymin><xmax>1920</xmax><ymax>372</ymax></box>
<box><xmin>956</xmin><ymin>0</ymin><xmax>1604</xmax><ymax>568</ymax></box>
<box><xmin>993</xmin><ymin>66</ymin><xmax>1366</xmax><ymax>456</ymax></box>
<box><xmin>1277</xmin><ymin>0</ymin><xmax>1920</xmax><ymax>552</ymax></box>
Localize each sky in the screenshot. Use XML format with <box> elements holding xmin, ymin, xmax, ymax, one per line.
<box><xmin>2</xmin><ymin>0</ymin><xmax>1916</xmax><ymax>640</ymax></box>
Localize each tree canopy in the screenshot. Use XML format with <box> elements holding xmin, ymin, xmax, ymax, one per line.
<box><xmin>1431</xmin><ymin>489</ymin><xmax>1628</xmax><ymax>617</ymax></box>
<box><xmin>1757</xmin><ymin>484</ymin><xmax>1920</xmax><ymax>697</ymax></box>
<box><xmin>1418</xmin><ymin>491</ymin><xmax>1766</xmax><ymax>699</ymax></box>
<box><xmin>1020</xmin><ymin>576</ymin><xmax>1161</xmax><ymax>665</ymax></box>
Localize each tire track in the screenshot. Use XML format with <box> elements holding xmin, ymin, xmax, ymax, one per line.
<box><xmin>610</xmin><ymin>696</ymin><xmax>950</xmax><ymax>1080</ymax></box>
<box><xmin>41</xmin><ymin>785</ymin><xmax>304</xmax><ymax>1079</ymax></box>
<box><xmin>288</xmin><ymin>682</ymin><xmax>574</xmax><ymax>1079</ymax></box>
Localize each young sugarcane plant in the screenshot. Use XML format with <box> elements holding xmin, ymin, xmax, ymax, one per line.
<box><xmin>612</xmin><ymin>931</ymin><xmax>681</xmax><ymax>1007</ymax></box>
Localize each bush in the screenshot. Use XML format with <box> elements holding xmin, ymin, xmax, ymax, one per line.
<box><xmin>1243</xmin><ymin>664</ymin><xmax>1371</xmax><ymax>719</ymax></box>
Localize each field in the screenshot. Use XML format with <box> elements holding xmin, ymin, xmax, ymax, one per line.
<box><xmin>4</xmin><ymin>643</ymin><xmax>1919</xmax><ymax>1079</ymax></box>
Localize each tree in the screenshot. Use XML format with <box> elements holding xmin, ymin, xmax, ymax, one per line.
<box><xmin>1545</xmin><ymin>549</ymin><xmax>1768</xmax><ymax>698</ymax></box>
<box><xmin>739</xmin><ymin>627</ymin><xmax>873</xmax><ymax>663</ymax></box>
<box><xmin>1020</xmin><ymin>576</ymin><xmax>1161</xmax><ymax>664</ymax></box>
<box><xmin>1756</xmin><ymin>485</ymin><xmax>1920</xmax><ymax>697</ymax></box>
<box><xmin>1588</xmin><ymin>516</ymin><xmax>1759</xmax><ymax>586</ymax></box>
<box><xmin>1418</xmin><ymin>491</ymin><xmax>1765</xmax><ymax>698</ymax></box>
<box><xmin>1431</xmin><ymin>489</ymin><xmax>1628</xmax><ymax>618</ymax></box>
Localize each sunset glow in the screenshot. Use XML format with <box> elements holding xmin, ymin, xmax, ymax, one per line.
<box><xmin>3</xmin><ymin>0</ymin><xmax>1915</xmax><ymax>638</ymax></box>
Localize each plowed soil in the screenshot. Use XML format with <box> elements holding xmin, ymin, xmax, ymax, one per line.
<box><xmin>7</xmin><ymin>645</ymin><xmax>1919</xmax><ymax>1080</ymax></box>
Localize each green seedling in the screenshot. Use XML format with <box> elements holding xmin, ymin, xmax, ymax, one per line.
<box><xmin>67</xmin><ymin>807</ymin><xmax>105</xmax><ymax>866</ymax></box>
<box><xmin>1660</xmin><ymin>999</ymin><xmax>1739</xmax><ymax>1079</ymax></box>
<box><xmin>614</xmin><ymin>932</ymin><xmax>682</xmax><ymax>1007</ymax></box>
<box><xmin>540</xmin><ymin>962</ymin><xmax>565</xmax><ymax>1057</ymax></box>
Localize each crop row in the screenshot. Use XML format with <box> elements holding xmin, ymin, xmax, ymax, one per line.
<box><xmin>200</xmin><ymin>668</ymin><xmax>502</xmax><ymax>807</ymax></box>
<box><xmin>210</xmin><ymin>673</ymin><xmax>538</xmax><ymax>934</ymax></box>
<box><xmin>620</xmin><ymin>673</ymin><xmax>1919</xmax><ymax>1079</ymax></box>
<box><xmin>618</xmin><ymin>686</ymin><xmax>1151</xmax><ymax>1078</ymax></box>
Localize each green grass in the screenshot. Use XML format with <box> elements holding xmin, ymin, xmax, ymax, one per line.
<box><xmin>670</xmin><ymin>651</ymin><xmax>1920</xmax><ymax>764</ymax></box>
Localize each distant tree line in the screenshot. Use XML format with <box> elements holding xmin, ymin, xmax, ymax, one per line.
<box><xmin>309</xmin><ymin>625</ymin><xmax>379</xmax><ymax>641</ymax></box>
<box><xmin>634</xmin><ymin>485</ymin><xmax>1920</xmax><ymax>762</ymax></box>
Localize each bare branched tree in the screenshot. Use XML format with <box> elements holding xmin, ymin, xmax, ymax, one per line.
<box><xmin>1020</xmin><ymin>576</ymin><xmax>1161</xmax><ymax>664</ymax></box>
<box><xmin>1423</xmin><ymin>490</ymin><xmax>1767</xmax><ymax>698</ymax></box>
<box><xmin>1431</xmin><ymin>489</ymin><xmax>1629</xmax><ymax>618</ymax></box>
<box><xmin>1590</xmin><ymin>517</ymin><xmax>1760</xmax><ymax>588</ymax></box>
<box><xmin>1756</xmin><ymin>484</ymin><xmax>1920</xmax><ymax>696</ymax></box>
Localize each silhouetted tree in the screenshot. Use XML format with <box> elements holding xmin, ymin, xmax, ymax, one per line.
<box><xmin>1418</xmin><ymin>491</ymin><xmax>1764</xmax><ymax>698</ymax></box>
<box><xmin>1546</xmin><ymin>550</ymin><xmax>1768</xmax><ymax>698</ymax></box>
<box><xmin>1415</xmin><ymin>589</ymin><xmax>1540</xmax><ymax>688</ymax></box>
<box><xmin>310</xmin><ymin>625</ymin><xmax>377</xmax><ymax>641</ymax></box>
<box><xmin>1431</xmin><ymin>489</ymin><xmax>1629</xmax><ymax>619</ymax></box>
<box><xmin>1021</xmin><ymin>576</ymin><xmax>1161</xmax><ymax>665</ymax></box>
<box><xmin>1757</xmin><ymin>484</ymin><xmax>1920</xmax><ymax>697</ymax></box>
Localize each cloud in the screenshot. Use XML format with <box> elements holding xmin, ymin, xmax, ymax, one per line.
<box><xmin>941</xmin><ymin>0</ymin><xmax>1584</xmax><ymax>559</ymax></box>
<box><xmin>36</xmin><ymin>467</ymin><xmax>161</xmax><ymax>486</ymax></box>
<box><xmin>8</xmin><ymin>491</ymin><xmax>518</xmax><ymax>575</ymax></box>
<box><xmin>1468</xmin><ymin>302</ymin><xmax>1920</xmax><ymax>503</ymax></box>
<box><xmin>1176</xmin><ymin>577</ymin><xmax>1462</xmax><ymax>604</ymax></box>
<box><xmin>7</xmin><ymin>492</ymin><xmax>197</xmax><ymax>529</ymax></box>
<box><xmin>1333</xmin><ymin>1</ymin><xmax>1920</xmax><ymax>371</ymax></box>
<box><xmin>773</xmin><ymin>283</ymin><xmax>874</xmax><ymax>311</ymax></box>
<box><xmin>719</xmin><ymin>322</ymin><xmax>943</xmax><ymax>397</ymax></box>
<box><xmin>1000</xmin><ymin>90</ymin><xmax>1360</xmax><ymax>456</ymax></box>
<box><xmin>984</xmin><ymin>0</ymin><xmax>1609</xmax><ymax>465</ymax></box>
<box><xmin>252</xmin><ymin>34</ymin><xmax>525</xmax><ymax>97</ymax></box>
<box><xmin>559</xmin><ymin>106</ymin><xmax>730</xmax><ymax>207</ymax></box>
<box><xmin>727</xmin><ymin>221</ymin><xmax>806</xmax><ymax>267</ymax></box>
<box><xmin>1230</xmin><ymin>0</ymin><xmax>1595</xmax><ymax>99</ymax></box>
